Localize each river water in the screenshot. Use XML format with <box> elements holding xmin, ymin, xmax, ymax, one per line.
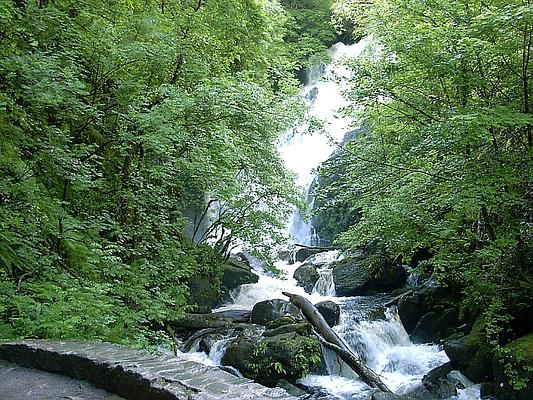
<box><xmin>185</xmin><ymin>40</ymin><xmax>481</xmax><ymax>400</ymax></box>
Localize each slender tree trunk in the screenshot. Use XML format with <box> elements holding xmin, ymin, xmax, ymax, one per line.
<box><xmin>282</xmin><ymin>292</ymin><xmax>392</xmax><ymax>393</ymax></box>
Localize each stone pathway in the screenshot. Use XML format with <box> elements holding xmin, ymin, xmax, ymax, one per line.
<box><xmin>0</xmin><ymin>340</ymin><xmax>295</xmax><ymax>400</ymax></box>
<box><xmin>0</xmin><ymin>359</ymin><xmax>124</xmax><ymax>400</ymax></box>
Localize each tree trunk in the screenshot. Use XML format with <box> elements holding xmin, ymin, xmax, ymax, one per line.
<box><xmin>282</xmin><ymin>291</ymin><xmax>392</xmax><ymax>393</ymax></box>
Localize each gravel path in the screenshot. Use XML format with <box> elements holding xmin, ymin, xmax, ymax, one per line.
<box><xmin>0</xmin><ymin>360</ymin><xmax>125</xmax><ymax>400</ymax></box>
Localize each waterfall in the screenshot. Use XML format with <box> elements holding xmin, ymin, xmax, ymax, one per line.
<box><xmin>312</xmin><ymin>266</ymin><xmax>335</xmax><ymax>296</ymax></box>
<box><xmin>279</xmin><ymin>39</ymin><xmax>370</xmax><ymax>245</ymax></box>
<box><xmin>185</xmin><ymin>39</ymin><xmax>481</xmax><ymax>400</ymax></box>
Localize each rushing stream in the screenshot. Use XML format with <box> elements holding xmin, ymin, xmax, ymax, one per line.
<box><xmin>185</xmin><ymin>40</ymin><xmax>481</xmax><ymax>400</ymax></box>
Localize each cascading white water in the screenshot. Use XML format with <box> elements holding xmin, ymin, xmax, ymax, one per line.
<box><xmin>312</xmin><ymin>266</ymin><xmax>336</xmax><ymax>296</ymax></box>
<box><xmin>279</xmin><ymin>39</ymin><xmax>369</xmax><ymax>245</ymax></box>
<box><xmin>188</xmin><ymin>39</ymin><xmax>480</xmax><ymax>400</ymax></box>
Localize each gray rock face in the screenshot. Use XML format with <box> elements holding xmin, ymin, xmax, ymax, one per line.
<box><xmin>0</xmin><ymin>340</ymin><xmax>296</xmax><ymax>400</ymax></box>
<box><xmin>332</xmin><ymin>253</ymin><xmax>407</xmax><ymax>296</ymax></box>
<box><xmin>251</xmin><ymin>299</ymin><xmax>301</xmax><ymax>325</ymax></box>
<box><xmin>293</xmin><ymin>263</ymin><xmax>319</xmax><ymax>293</ymax></box>
<box><xmin>315</xmin><ymin>301</ymin><xmax>340</xmax><ymax>327</ymax></box>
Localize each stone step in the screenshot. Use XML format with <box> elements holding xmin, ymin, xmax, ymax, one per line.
<box><xmin>0</xmin><ymin>340</ymin><xmax>295</xmax><ymax>400</ymax></box>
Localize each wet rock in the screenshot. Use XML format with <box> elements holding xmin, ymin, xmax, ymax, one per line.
<box><xmin>251</xmin><ymin>299</ymin><xmax>301</xmax><ymax>325</ymax></box>
<box><xmin>293</xmin><ymin>263</ymin><xmax>319</xmax><ymax>293</ymax></box>
<box><xmin>411</xmin><ymin>308</ymin><xmax>459</xmax><ymax>344</ymax></box>
<box><xmin>332</xmin><ymin>253</ymin><xmax>407</xmax><ymax>296</ymax></box>
<box><xmin>222</xmin><ymin>258</ymin><xmax>259</xmax><ymax>291</ymax></box>
<box><xmin>276</xmin><ymin>379</ymin><xmax>308</xmax><ymax>397</ymax></box>
<box><xmin>479</xmin><ymin>382</ymin><xmax>496</xmax><ymax>398</ymax></box>
<box><xmin>187</xmin><ymin>258</ymin><xmax>258</xmax><ymax>313</ymax></box>
<box><xmin>187</xmin><ymin>274</ymin><xmax>223</xmax><ymax>313</ymax></box>
<box><xmin>417</xmin><ymin>362</ymin><xmax>461</xmax><ymax>398</ymax></box>
<box><xmin>315</xmin><ymin>301</ymin><xmax>340</xmax><ymax>327</ymax></box>
<box><xmin>295</xmin><ymin>247</ymin><xmax>327</xmax><ymax>263</ymax></box>
<box><xmin>444</xmin><ymin>334</ymin><xmax>479</xmax><ymax>371</ymax></box>
<box><xmin>493</xmin><ymin>333</ymin><xmax>533</xmax><ymax>400</ymax></box>
<box><xmin>372</xmin><ymin>393</ymin><xmax>415</xmax><ymax>400</ymax></box>
<box><xmin>397</xmin><ymin>281</ymin><xmax>450</xmax><ymax>334</ymax></box>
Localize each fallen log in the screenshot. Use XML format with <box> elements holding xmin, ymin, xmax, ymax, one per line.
<box><xmin>282</xmin><ymin>291</ymin><xmax>392</xmax><ymax>393</ymax></box>
<box><xmin>171</xmin><ymin>310</ymin><xmax>251</xmax><ymax>330</ymax></box>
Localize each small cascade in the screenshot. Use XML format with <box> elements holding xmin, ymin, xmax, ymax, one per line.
<box><xmin>209</xmin><ymin>337</ymin><xmax>234</xmax><ymax>365</ymax></box>
<box><xmin>312</xmin><ymin>266</ymin><xmax>335</xmax><ymax>296</ymax></box>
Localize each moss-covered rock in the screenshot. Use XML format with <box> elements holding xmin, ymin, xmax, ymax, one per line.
<box><xmin>493</xmin><ymin>333</ymin><xmax>533</xmax><ymax>400</ymax></box>
<box><xmin>222</xmin><ymin>258</ymin><xmax>259</xmax><ymax>291</ymax></box>
<box><xmin>411</xmin><ymin>308</ymin><xmax>459</xmax><ymax>344</ymax></box>
<box><xmin>263</xmin><ymin>322</ymin><xmax>313</xmax><ymax>337</ymax></box>
<box><xmin>222</xmin><ymin>331</ymin><xmax>321</xmax><ymax>387</ymax></box>
<box><xmin>187</xmin><ymin>274</ymin><xmax>223</xmax><ymax>313</ymax></box>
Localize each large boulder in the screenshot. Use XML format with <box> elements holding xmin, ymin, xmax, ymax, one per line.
<box><xmin>332</xmin><ymin>253</ymin><xmax>407</xmax><ymax>296</ymax></box>
<box><xmin>410</xmin><ymin>362</ymin><xmax>465</xmax><ymax>399</ymax></box>
<box><xmin>251</xmin><ymin>299</ymin><xmax>301</xmax><ymax>325</ymax></box>
<box><xmin>293</xmin><ymin>263</ymin><xmax>319</xmax><ymax>293</ymax></box>
<box><xmin>222</xmin><ymin>331</ymin><xmax>321</xmax><ymax>387</ymax></box>
<box><xmin>187</xmin><ymin>258</ymin><xmax>258</xmax><ymax>313</ymax></box>
<box><xmin>493</xmin><ymin>333</ymin><xmax>533</xmax><ymax>400</ymax></box>
<box><xmin>294</xmin><ymin>247</ymin><xmax>327</xmax><ymax>263</ymax></box>
<box><xmin>315</xmin><ymin>301</ymin><xmax>340</xmax><ymax>327</ymax></box>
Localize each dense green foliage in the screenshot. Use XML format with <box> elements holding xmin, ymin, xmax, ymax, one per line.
<box><xmin>319</xmin><ymin>0</ymin><xmax>533</xmax><ymax>342</ymax></box>
<box><xmin>0</xmin><ymin>0</ymin><xmax>339</xmax><ymax>343</ymax></box>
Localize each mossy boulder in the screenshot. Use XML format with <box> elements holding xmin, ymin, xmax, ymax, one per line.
<box><xmin>263</xmin><ymin>322</ymin><xmax>313</xmax><ymax>337</ymax></box>
<box><xmin>397</xmin><ymin>282</ymin><xmax>452</xmax><ymax>334</ymax></box>
<box><xmin>222</xmin><ymin>331</ymin><xmax>321</xmax><ymax>387</ymax></box>
<box><xmin>493</xmin><ymin>333</ymin><xmax>533</xmax><ymax>400</ymax></box>
<box><xmin>411</xmin><ymin>308</ymin><xmax>459</xmax><ymax>344</ymax></box>
<box><xmin>187</xmin><ymin>258</ymin><xmax>258</xmax><ymax>313</ymax></box>
<box><xmin>222</xmin><ymin>258</ymin><xmax>259</xmax><ymax>291</ymax></box>
<box><xmin>187</xmin><ymin>274</ymin><xmax>223</xmax><ymax>313</ymax></box>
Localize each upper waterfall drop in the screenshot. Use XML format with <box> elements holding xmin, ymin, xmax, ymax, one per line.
<box><xmin>279</xmin><ymin>38</ymin><xmax>370</xmax><ymax>245</ymax></box>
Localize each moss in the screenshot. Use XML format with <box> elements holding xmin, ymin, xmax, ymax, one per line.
<box><xmin>505</xmin><ymin>333</ymin><xmax>533</xmax><ymax>365</ymax></box>
<box><xmin>248</xmin><ymin>332</ymin><xmax>321</xmax><ymax>386</ymax></box>
<box><xmin>493</xmin><ymin>334</ymin><xmax>533</xmax><ymax>400</ymax></box>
